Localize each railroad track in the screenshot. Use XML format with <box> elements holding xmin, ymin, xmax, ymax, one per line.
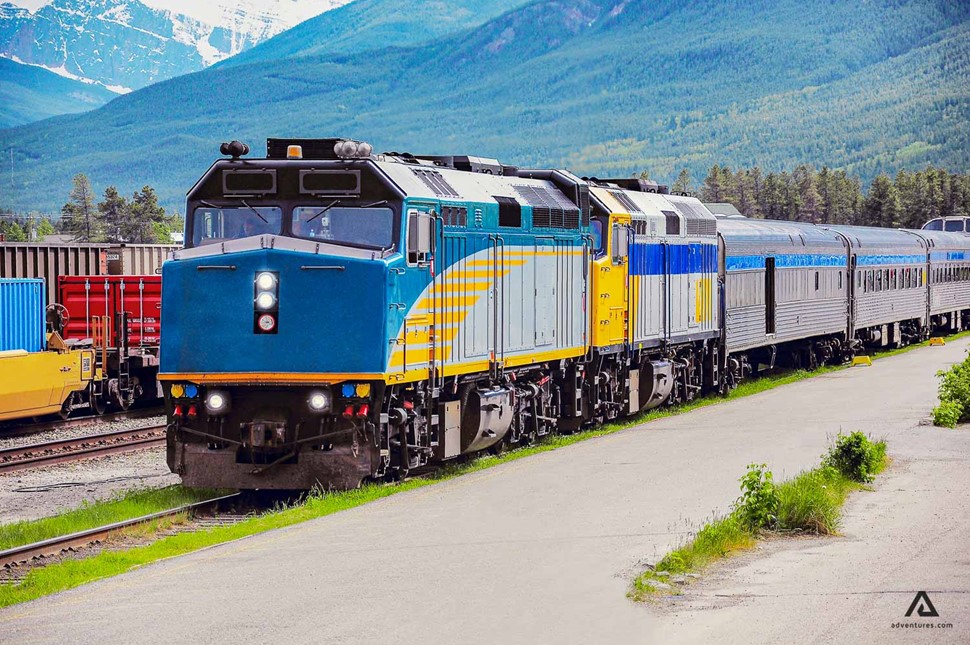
<box><xmin>0</xmin><ymin>406</ymin><xmax>165</xmax><ymax>439</ymax></box>
<box><xmin>0</xmin><ymin>426</ymin><xmax>167</xmax><ymax>474</ymax></box>
<box><xmin>0</xmin><ymin>493</ymin><xmax>241</xmax><ymax>569</ymax></box>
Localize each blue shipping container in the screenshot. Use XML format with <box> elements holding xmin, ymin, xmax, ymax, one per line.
<box><xmin>0</xmin><ymin>278</ymin><xmax>46</xmax><ymax>353</ymax></box>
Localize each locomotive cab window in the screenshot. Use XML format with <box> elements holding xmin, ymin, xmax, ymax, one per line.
<box><xmin>292</xmin><ymin>206</ymin><xmax>395</xmax><ymax>249</ymax></box>
<box><xmin>191</xmin><ymin>206</ymin><xmax>283</xmax><ymax>247</ymax></box>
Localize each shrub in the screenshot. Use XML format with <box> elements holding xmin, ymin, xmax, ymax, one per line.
<box><xmin>933</xmin><ymin>399</ymin><xmax>963</xmax><ymax>428</ymax></box>
<box><xmin>734</xmin><ymin>463</ymin><xmax>779</xmax><ymax>530</ymax></box>
<box><xmin>822</xmin><ymin>431</ymin><xmax>887</xmax><ymax>483</ymax></box>
<box><xmin>933</xmin><ymin>353</ymin><xmax>970</xmax><ymax>427</ymax></box>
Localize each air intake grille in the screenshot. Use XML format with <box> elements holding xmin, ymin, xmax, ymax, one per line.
<box><xmin>412</xmin><ymin>168</ymin><xmax>459</xmax><ymax>197</ymax></box>
<box><xmin>609</xmin><ymin>190</ymin><xmax>642</xmax><ymax>214</ymax></box>
<box><xmin>441</xmin><ymin>206</ymin><xmax>468</xmax><ymax>227</ymax></box>
<box><xmin>672</xmin><ymin>201</ymin><xmax>717</xmax><ymax>236</ymax></box>
<box><xmin>513</xmin><ymin>184</ymin><xmax>582</xmax><ymax>229</ymax></box>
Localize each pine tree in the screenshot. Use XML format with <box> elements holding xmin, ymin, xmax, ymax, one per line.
<box><xmin>817</xmin><ymin>167</ymin><xmax>834</xmax><ymax>223</ymax></box>
<box><xmin>733</xmin><ymin>169</ymin><xmax>756</xmax><ymax>217</ymax></box>
<box><xmin>863</xmin><ymin>174</ymin><xmax>900</xmax><ymax>228</ymax></box>
<box><xmin>128</xmin><ymin>186</ymin><xmax>167</xmax><ymax>243</ymax></box>
<box><xmin>98</xmin><ymin>186</ymin><xmax>129</xmax><ymax>242</ymax></box>
<box><xmin>672</xmin><ymin>168</ymin><xmax>692</xmax><ymax>194</ymax></box>
<box><xmin>794</xmin><ymin>165</ymin><xmax>821</xmax><ymax>223</ymax></box>
<box><xmin>700</xmin><ymin>165</ymin><xmax>725</xmax><ymax>202</ymax></box>
<box><xmin>61</xmin><ymin>173</ymin><xmax>101</xmax><ymax>242</ymax></box>
<box><xmin>760</xmin><ymin>172</ymin><xmax>783</xmax><ymax>220</ymax></box>
<box><xmin>894</xmin><ymin>170</ymin><xmax>921</xmax><ymax>228</ymax></box>
<box><xmin>747</xmin><ymin>167</ymin><xmax>764</xmax><ymax>218</ymax></box>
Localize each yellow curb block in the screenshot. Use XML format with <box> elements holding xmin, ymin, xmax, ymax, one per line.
<box><xmin>929</xmin><ymin>337</ymin><xmax>946</xmax><ymax>346</ymax></box>
<box><xmin>851</xmin><ymin>356</ymin><xmax>873</xmax><ymax>367</ymax></box>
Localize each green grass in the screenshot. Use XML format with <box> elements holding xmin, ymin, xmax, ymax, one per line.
<box><xmin>630</xmin><ymin>514</ymin><xmax>756</xmax><ymax>600</ymax></box>
<box><xmin>631</xmin><ymin>437</ymin><xmax>890</xmax><ymax>600</ymax></box>
<box><xmin>774</xmin><ymin>467</ymin><xmax>859</xmax><ymax>535</ymax></box>
<box><xmin>0</xmin><ymin>487</ymin><xmax>223</xmax><ymax>552</ymax></box>
<box><xmin>0</xmin><ymin>335</ymin><xmax>949</xmax><ymax>607</ymax></box>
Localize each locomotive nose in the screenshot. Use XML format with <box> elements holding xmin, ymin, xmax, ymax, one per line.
<box><xmin>161</xmin><ymin>249</ymin><xmax>389</xmax><ymax>376</ymax></box>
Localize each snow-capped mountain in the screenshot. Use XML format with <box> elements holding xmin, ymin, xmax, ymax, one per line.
<box><xmin>0</xmin><ymin>0</ymin><xmax>350</xmax><ymax>93</ymax></box>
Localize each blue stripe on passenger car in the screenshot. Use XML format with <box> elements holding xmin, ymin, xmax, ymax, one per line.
<box><xmin>725</xmin><ymin>254</ymin><xmax>846</xmax><ymax>270</ymax></box>
<box><xmin>930</xmin><ymin>251</ymin><xmax>970</xmax><ymax>261</ymax></box>
<box><xmin>855</xmin><ymin>254</ymin><xmax>925</xmax><ymax>266</ymax></box>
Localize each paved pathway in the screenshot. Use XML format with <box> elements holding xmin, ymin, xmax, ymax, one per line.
<box><xmin>3</xmin><ymin>339</ymin><xmax>969</xmax><ymax>644</ymax></box>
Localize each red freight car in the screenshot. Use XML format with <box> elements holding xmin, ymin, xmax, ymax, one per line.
<box><xmin>58</xmin><ymin>276</ymin><xmax>161</xmax><ymax>346</ymax></box>
<box><xmin>56</xmin><ymin>275</ymin><xmax>163</xmax><ymax>409</ymax></box>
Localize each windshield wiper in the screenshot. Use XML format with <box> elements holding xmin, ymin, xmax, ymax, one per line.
<box><xmin>240</xmin><ymin>199</ymin><xmax>269</xmax><ymax>223</ymax></box>
<box><xmin>199</xmin><ymin>199</ymin><xmax>269</xmax><ymax>223</ymax></box>
<box><xmin>306</xmin><ymin>200</ymin><xmax>341</xmax><ymax>224</ymax></box>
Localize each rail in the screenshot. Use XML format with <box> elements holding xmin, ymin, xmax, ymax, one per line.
<box><xmin>0</xmin><ymin>493</ymin><xmax>240</xmax><ymax>568</ymax></box>
<box><xmin>0</xmin><ymin>425</ymin><xmax>166</xmax><ymax>474</ymax></box>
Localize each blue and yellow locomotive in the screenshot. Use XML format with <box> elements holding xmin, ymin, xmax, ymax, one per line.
<box><xmin>160</xmin><ymin>139</ymin><xmax>718</xmax><ymax>489</ymax></box>
<box><xmin>161</xmin><ymin>137</ymin><xmax>970</xmax><ymax>491</ymax></box>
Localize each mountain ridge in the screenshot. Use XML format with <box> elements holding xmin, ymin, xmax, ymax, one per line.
<box><xmin>1</xmin><ymin>0</ymin><xmax>967</xmax><ymax>211</ymax></box>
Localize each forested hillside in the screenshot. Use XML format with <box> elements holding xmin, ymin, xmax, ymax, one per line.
<box><xmin>0</xmin><ymin>57</ymin><xmax>117</xmax><ymax>128</ymax></box>
<box><xmin>1</xmin><ymin>0</ymin><xmax>967</xmax><ymax>212</ymax></box>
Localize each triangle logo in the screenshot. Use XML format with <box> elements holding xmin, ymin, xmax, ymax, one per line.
<box><xmin>905</xmin><ymin>591</ymin><xmax>939</xmax><ymax>618</ymax></box>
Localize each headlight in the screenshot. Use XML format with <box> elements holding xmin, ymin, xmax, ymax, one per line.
<box><xmin>205</xmin><ymin>390</ymin><xmax>231</xmax><ymax>415</ymax></box>
<box><xmin>307</xmin><ymin>389</ymin><xmax>331</xmax><ymax>413</ymax></box>
<box><xmin>256</xmin><ymin>272</ymin><xmax>277</xmax><ymax>291</ymax></box>
<box><xmin>255</xmin><ymin>292</ymin><xmax>277</xmax><ymax>310</ymax></box>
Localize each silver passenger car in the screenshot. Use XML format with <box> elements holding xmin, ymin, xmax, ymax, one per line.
<box><xmin>717</xmin><ymin>219</ymin><xmax>849</xmax><ymax>357</ymax></box>
<box><xmin>910</xmin><ymin>229</ymin><xmax>970</xmax><ymax>332</ymax></box>
<box><xmin>823</xmin><ymin>225</ymin><xmax>927</xmax><ymax>346</ymax></box>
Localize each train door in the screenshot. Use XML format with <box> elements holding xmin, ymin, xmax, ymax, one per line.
<box><xmin>662</xmin><ymin>241</ymin><xmax>670</xmax><ymax>341</ymax></box>
<box><xmin>439</xmin><ymin>221</ymin><xmax>469</xmax><ymax>375</ymax></box>
<box><xmin>607</xmin><ymin>219</ymin><xmax>630</xmax><ymax>347</ymax></box>
<box><xmin>848</xmin><ymin>254</ymin><xmax>857</xmax><ymax>337</ymax></box>
<box><xmin>401</xmin><ymin>204</ymin><xmax>438</xmax><ymax>378</ymax></box>
<box><xmin>765</xmin><ymin>256</ymin><xmax>776</xmax><ymax>335</ymax></box>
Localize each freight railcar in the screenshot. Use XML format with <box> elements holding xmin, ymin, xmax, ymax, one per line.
<box><xmin>0</xmin><ymin>278</ymin><xmax>100</xmax><ymax>422</ymax></box>
<box><xmin>57</xmin><ymin>275</ymin><xmax>163</xmax><ymax>409</ymax></box>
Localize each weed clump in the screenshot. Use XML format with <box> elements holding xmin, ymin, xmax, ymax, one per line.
<box><xmin>822</xmin><ymin>431</ymin><xmax>887</xmax><ymax>483</ymax></box>
<box><xmin>933</xmin><ymin>352</ymin><xmax>970</xmax><ymax>427</ymax></box>
<box><xmin>734</xmin><ymin>463</ymin><xmax>779</xmax><ymax>531</ymax></box>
